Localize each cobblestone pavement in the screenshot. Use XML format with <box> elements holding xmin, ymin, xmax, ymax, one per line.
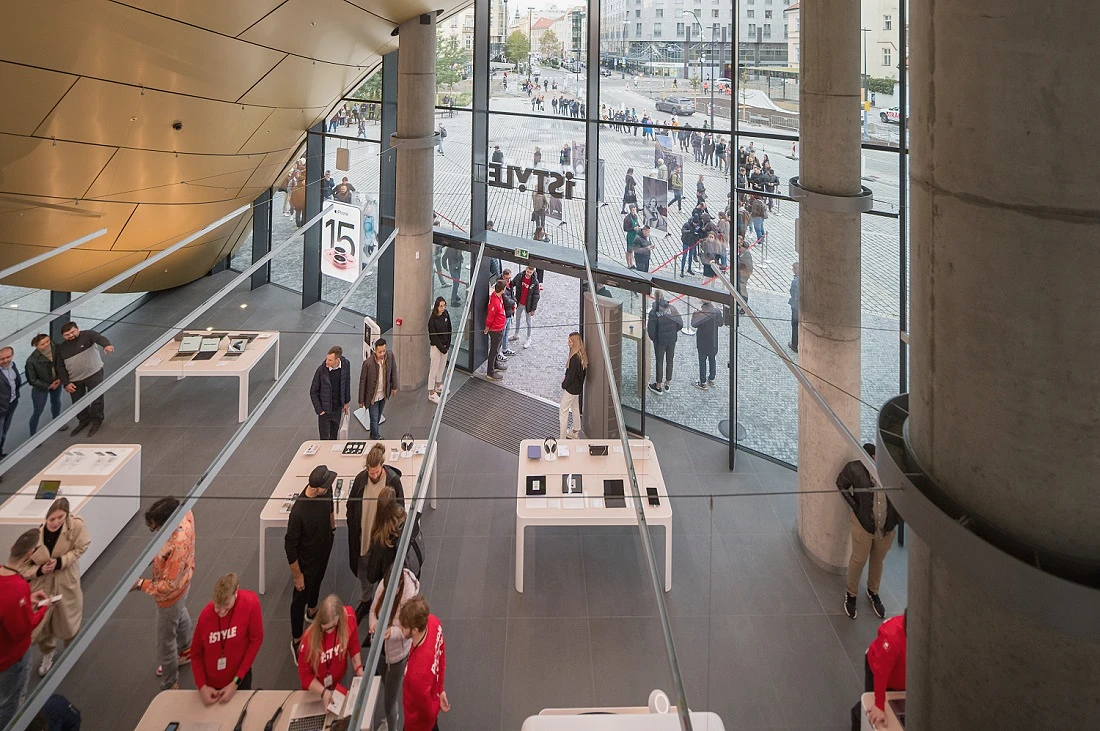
<box><xmin>256</xmin><ymin>103</ymin><xmax>903</xmax><ymax>465</ymax></box>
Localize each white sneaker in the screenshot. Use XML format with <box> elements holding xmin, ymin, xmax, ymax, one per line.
<box><xmin>508</xmin><ymin>334</ymin><xmax>519</xmax><ymax>342</ymax></box>
<box><xmin>428</xmin><ymin>392</ymin><xmax>440</xmax><ymax>404</ymax></box>
<box><xmin>38</xmin><ymin>651</ymin><xmax>54</xmax><ymax>677</ymax></box>
<box><xmin>523</xmin><ymin>339</ymin><xmax>531</xmax><ymax>349</ymax></box>
<box><xmin>379</xmin><ymin>414</ymin><xmax>387</xmax><ymax>424</ymax></box>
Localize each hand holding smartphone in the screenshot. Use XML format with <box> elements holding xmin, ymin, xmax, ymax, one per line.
<box><xmin>36</xmin><ymin>594</ymin><xmax>63</xmax><ymax>609</ymax></box>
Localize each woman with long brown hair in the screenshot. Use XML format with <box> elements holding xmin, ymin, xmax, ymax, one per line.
<box><xmin>296</xmin><ymin>594</ymin><xmax>362</xmax><ymax>710</ymax></box>
<box><xmin>20</xmin><ymin>497</ymin><xmax>89</xmax><ymax>676</ymax></box>
<box><xmin>559</xmin><ymin>332</ymin><xmax>588</xmax><ymax>439</ymax></box>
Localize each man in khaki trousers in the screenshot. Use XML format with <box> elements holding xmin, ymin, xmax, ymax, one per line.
<box><xmin>836</xmin><ymin>444</ymin><xmax>900</xmax><ymax>620</ymax></box>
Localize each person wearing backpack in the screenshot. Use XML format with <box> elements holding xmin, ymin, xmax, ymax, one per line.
<box><xmin>692</xmin><ymin>302</ymin><xmax>722</xmax><ymax>390</ymax></box>
<box><xmin>436</xmin><ymin>122</ymin><xmax>446</xmax><ymax>156</ymax></box>
<box><xmin>647</xmin><ymin>292</ymin><xmax>683</xmax><ymax>394</ymax></box>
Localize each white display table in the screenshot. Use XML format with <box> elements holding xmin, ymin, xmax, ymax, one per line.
<box><xmin>522</xmin><ymin>710</ymin><xmax>724</xmax><ymax>730</ymax></box>
<box><xmin>134</xmin><ymin>686</ymin><xmax>380</xmax><ymax>731</ymax></box>
<box><xmin>134</xmin><ymin>331</ymin><xmax>280</xmax><ymax>423</ymax></box>
<box><xmin>257</xmin><ymin>439</ymin><xmax>437</xmax><ymax>594</ymax></box>
<box><xmin>0</xmin><ymin>444</ymin><xmax>140</xmax><ymax>573</ymax></box>
<box><xmin>515</xmin><ymin>439</ymin><xmax>672</xmax><ymax>593</ymax></box>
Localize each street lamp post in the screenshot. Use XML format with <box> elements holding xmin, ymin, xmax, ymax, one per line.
<box><xmin>527</xmin><ymin>8</ymin><xmax>533</xmax><ymax>84</ymax></box>
<box><xmin>622</xmin><ymin>20</ymin><xmax>628</xmax><ymax>79</ymax></box>
<box><xmin>683</xmin><ymin>10</ymin><xmax>714</xmax><ymax>128</ymax></box>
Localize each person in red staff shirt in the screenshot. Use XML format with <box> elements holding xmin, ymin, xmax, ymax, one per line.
<box><xmin>483</xmin><ymin>279</ymin><xmax>507</xmax><ymax>381</ymax></box>
<box><xmin>0</xmin><ymin>530</ymin><xmax>51</xmax><ymax>728</ymax></box>
<box><xmin>852</xmin><ymin>610</ymin><xmax>906</xmax><ymax>730</ymax></box>
<box><xmin>399</xmin><ymin>595</ymin><xmax>449</xmax><ymax>731</ymax></box>
<box><xmin>191</xmin><ymin>573</ymin><xmax>264</xmax><ymax>705</ymax></box>
<box><xmin>297</xmin><ymin>594</ymin><xmax>363</xmax><ymax>710</ymax></box>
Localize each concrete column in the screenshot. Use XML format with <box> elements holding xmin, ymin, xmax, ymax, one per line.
<box><xmin>795</xmin><ymin>0</ymin><xmax>863</xmax><ymax>571</ymax></box>
<box><xmin>906</xmin><ymin>2</ymin><xmax>1100</xmax><ymax>728</ymax></box>
<box><xmin>392</xmin><ymin>14</ymin><xmax>437</xmax><ymax>391</ymax></box>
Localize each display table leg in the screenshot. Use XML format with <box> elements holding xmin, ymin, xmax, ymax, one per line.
<box><xmin>238</xmin><ymin>374</ymin><xmax>248</xmax><ymax>422</ymax></box>
<box><xmin>429</xmin><ymin>447</ymin><xmax>437</xmax><ymax>509</ymax></box>
<box><xmin>274</xmin><ymin>339</ymin><xmax>280</xmax><ymax>379</ymax></box>
<box><xmin>515</xmin><ymin>521</ymin><xmax>525</xmax><ymax>593</ymax></box>
<box><xmin>134</xmin><ymin>374</ymin><xmax>141</xmax><ymax>422</ymax></box>
<box><xmin>664</xmin><ymin>520</ymin><xmax>672</xmax><ymax>591</ymax></box>
<box><xmin>258</xmin><ymin>523</ymin><xmax>266</xmax><ymax>594</ymax></box>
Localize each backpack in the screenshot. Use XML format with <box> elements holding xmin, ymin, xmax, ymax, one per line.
<box><xmin>440</xmin><ymin>126</ymin><xmax>448</xmax><ymax>139</ymax></box>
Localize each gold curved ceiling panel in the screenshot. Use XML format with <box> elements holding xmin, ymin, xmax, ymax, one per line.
<box><xmin>0</xmin><ymin>0</ymin><xmax>466</xmax><ymax>293</ymax></box>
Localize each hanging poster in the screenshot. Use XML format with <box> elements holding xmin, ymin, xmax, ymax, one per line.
<box><xmin>321</xmin><ymin>200</ymin><xmax>361</xmax><ymax>282</ymax></box>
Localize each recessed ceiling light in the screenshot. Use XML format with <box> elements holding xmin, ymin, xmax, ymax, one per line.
<box><xmin>206</xmin><ymin>327</ymin><xmax>213</xmax><ymax>331</ymax></box>
<box><xmin>240</xmin><ymin>303</ymin><xmax>248</xmax><ymax>309</ymax></box>
<box><xmin>130</xmin><ymin>116</ymin><xmax>138</xmax><ymax>121</ymax></box>
<box><xmin>10</xmin><ymin>304</ymin><xmax>18</xmax><ymax>308</ymax></box>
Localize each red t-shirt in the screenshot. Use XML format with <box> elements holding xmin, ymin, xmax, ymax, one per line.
<box><xmin>0</xmin><ymin>571</ymin><xmax>47</xmax><ymax>672</ymax></box>
<box><xmin>518</xmin><ymin>276</ymin><xmax>533</xmax><ymax>307</ymax></box>
<box><xmin>403</xmin><ymin>614</ymin><xmax>446</xmax><ymax>731</ymax></box>
<box><xmin>191</xmin><ymin>589</ymin><xmax>265</xmax><ymax>690</ymax></box>
<box><xmin>297</xmin><ymin>606</ymin><xmax>359</xmax><ymax>694</ymax></box>
<box><xmin>867</xmin><ymin>614</ymin><xmax>906</xmax><ymax>710</ymax></box>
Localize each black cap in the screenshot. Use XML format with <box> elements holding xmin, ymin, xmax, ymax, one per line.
<box><xmin>308</xmin><ymin>465</ymin><xmax>336</xmax><ymax>489</ymax></box>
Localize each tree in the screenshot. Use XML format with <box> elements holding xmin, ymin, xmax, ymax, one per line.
<box><xmin>504</xmin><ymin>30</ymin><xmax>530</xmax><ymax>66</ymax></box>
<box><xmin>539</xmin><ymin>29</ymin><xmax>560</xmax><ymax>61</ymax></box>
<box><xmin>866</xmin><ymin>76</ymin><xmax>897</xmax><ymax>95</ymax></box>
<box><xmin>352</xmin><ymin>72</ymin><xmax>381</xmax><ymax>101</ymax></box>
<box><xmin>436</xmin><ymin>36</ymin><xmax>470</xmax><ymax>91</ymax></box>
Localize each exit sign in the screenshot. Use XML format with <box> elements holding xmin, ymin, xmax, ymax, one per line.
<box><xmin>514</xmin><ymin>248</ymin><xmax>530</xmax><ymax>260</ymax></box>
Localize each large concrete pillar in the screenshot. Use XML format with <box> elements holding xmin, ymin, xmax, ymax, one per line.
<box><xmin>794</xmin><ymin>0</ymin><xmax>864</xmax><ymax>571</ymax></box>
<box><xmin>906</xmin><ymin>2</ymin><xmax>1100</xmax><ymax>728</ymax></box>
<box><xmin>392</xmin><ymin>13</ymin><xmax>437</xmax><ymax>391</ymax></box>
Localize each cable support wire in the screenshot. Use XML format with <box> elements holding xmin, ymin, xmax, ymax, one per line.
<box><xmin>5</xmin><ymin>211</ymin><xmax>389</xmax><ymax>731</ymax></box>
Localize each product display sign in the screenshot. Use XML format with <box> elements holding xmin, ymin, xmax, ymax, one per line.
<box><xmin>321</xmin><ymin>200</ymin><xmax>361</xmax><ymax>283</ymax></box>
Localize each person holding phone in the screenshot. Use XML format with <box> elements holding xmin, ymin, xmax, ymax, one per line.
<box><xmin>19</xmin><ymin>498</ymin><xmax>89</xmax><ymax>677</ymax></box>
<box><xmin>297</xmin><ymin>594</ymin><xmax>363</xmax><ymax>710</ymax></box>
<box><xmin>0</xmin><ymin>529</ymin><xmax>51</xmax><ymax>726</ymax></box>
<box><xmin>191</xmin><ymin>573</ymin><xmax>264</xmax><ymax>705</ymax></box>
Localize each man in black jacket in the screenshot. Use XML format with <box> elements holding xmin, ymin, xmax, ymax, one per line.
<box><xmin>309</xmin><ymin>346</ymin><xmax>351</xmax><ymax>439</ymax></box>
<box><xmin>346</xmin><ymin>443</ymin><xmax>405</xmax><ymax>607</ymax></box>
<box><xmin>0</xmin><ymin>347</ymin><xmax>20</xmax><ymax>457</ymax></box>
<box><xmin>691</xmin><ymin>303</ymin><xmax>721</xmax><ymax>390</ymax></box>
<box><xmin>837</xmin><ymin>444</ymin><xmax>899</xmax><ymax>619</ymax></box>
<box><xmin>647</xmin><ymin>292</ymin><xmax>683</xmax><ymax>393</ymax></box>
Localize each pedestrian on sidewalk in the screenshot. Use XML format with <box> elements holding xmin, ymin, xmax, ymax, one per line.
<box><xmin>647</xmin><ymin>292</ymin><xmax>683</xmax><ymax>394</ymax></box>
<box><xmin>484</xmin><ymin>280</ymin><xmax>507</xmax><ymax>381</ymax></box>
<box><xmin>632</xmin><ymin>225</ymin><xmax>655</xmax><ymax>273</ymax></box>
<box><xmin>623</xmin><ymin>205</ymin><xmax>642</xmax><ymax>269</ymax></box>
<box><xmin>559</xmin><ymin>332</ymin><xmax>588</xmax><ymax>439</ymax></box>
<box><xmin>692</xmin><ymin>302</ymin><xmax>721</xmax><ymax>390</ymax></box>
<box><xmin>669</xmin><ymin>165</ymin><xmax>684</xmax><ymax>211</ymax></box>
<box><xmin>737</xmin><ymin>237</ymin><xmax>754</xmax><ymax>305</ymax></box>
<box><xmin>621</xmin><ymin>168</ymin><xmax>638</xmax><ymax>214</ymax></box>
<box><xmin>499</xmin><ymin>270</ymin><xmax>517</xmax><ymax>362</ymax></box>
<box><xmin>750</xmin><ymin>195</ymin><xmax>768</xmax><ymax>243</ymax></box>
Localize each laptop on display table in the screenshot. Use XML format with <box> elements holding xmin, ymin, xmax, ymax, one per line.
<box><xmin>173</xmin><ymin>335</ymin><xmax>203</xmax><ymax>359</ymax></box>
<box><xmin>190</xmin><ymin>337</ymin><xmax>222</xmax><ymax>361</ymax></box>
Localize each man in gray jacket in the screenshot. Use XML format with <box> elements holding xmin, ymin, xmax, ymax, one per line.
<box><xmin>56</xmin><ymin>322</ymin><xmax>113</xmax><ymax>436</ymax></box>
<box><xmin>358</xmin><ymin>339</ymin><xmax>398</xmax><ymax>440</ymax></box>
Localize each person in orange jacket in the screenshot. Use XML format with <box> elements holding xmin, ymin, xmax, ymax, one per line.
<box><xmin>852</xmin><ymin>610</ymin><xmax>907</xmax><ymax>730</ymax></box>
<box><xmin>131</xmin><ymin>497</ymin><xmax>195</xmax><ymax>690</ymax></box>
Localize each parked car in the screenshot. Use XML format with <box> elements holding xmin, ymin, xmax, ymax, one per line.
<box><xmin>600</xmin><ymin>68</ymin><xmax>612</xmax><ymax>77</ymax></box>
<box><xmin>879</xmin><ymin>106</ymin><xmax>908</xmax><ymax>124</ymax></box>
<box><xmin>655</xmin><ymin>96</ymin><xmax>696</xmax><ymax>115</ymax></box>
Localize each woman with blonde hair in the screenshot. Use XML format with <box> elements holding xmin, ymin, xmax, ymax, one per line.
<box><xmin>20</xmin><ymin>497</ymin><xmax>89</xmax><ymax>676</ymax></box>
<box><xmin>296</xmin><ymin>594</ymin><xmax>363</xmax><ymax>710</ymax></box>
<box><xmin>559</xmin><ymin>332</ymin><xmax>588</xmax><ymax>439</ymax></box>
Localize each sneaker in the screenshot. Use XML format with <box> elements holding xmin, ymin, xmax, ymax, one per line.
<box><xmin>523</xmin><ymin>339</ymin><xmax>532</xmax><ymax>349</ymax></box>
<box><xmin>707</xmin><ymin>380</ymin><xmax>716</xmax><ymax>388</ymax></box>
<box><xmin>495</xmin><ymin>362</ymin><xmax>508</xmax><ymax>371</ymax></box>
<box><xmin>647</xmin><ymin>383</ymin><xmax>662</xmax><ymax>394</ymax></box>
<box><xmin>379</xmin><ymin>414</ymin><xmax>387</xmax><ymax>424</ymax></box>
<box><xmin>693</xmin><ymin>381</ymin><xmax>708</xmax><ymax>390</ymax></box>
<box><xmin>844</xmin><ymin>592</ymin><xmax>858</xmax><ymax>619</ymax></box>
<box><xmin>509</xmin><ymin>334</ymin><xmax>519</xmax><ymax>342</ymax></box>
<box><xmin>496</xmin><ymin>354</ymin><xmax>507</xmax><ymax>363</ymax></box>
<box><xmin>70</xmin><ymin>422</ymin><xmax>88</xmax><ymax>437</ymax></box>
<box><xmin>305</xmin><ymin>608</ymin><xmax>317</xmax><ymax>624</ymax></box>
<box><xmin>663</xmin><ymin>383</ymin><xmax>671</xmax><ymax>392</ymax></box>
<box><xmin>486</xmin><ymin>372</ymin><xmax>503</xmax><ymax>381</ymax></box>
<box><xmin>867</xmin><ymin>589</ymin><xmax>886</xmax><ymax>619</ymax></box>
<box><xmin>38</xmin><ymin>651</ymin><xmax>54</xmax><ymax>677</ymax></box>
<box><xmin>564</xmin><ymin>431</ymin><xmax>575</xmax><ymax>439</ymax></box>
<box><xmin>291</xmin><ymin>640</ymin><xmax>300</xmax><ymax>663</ymax></box>
<box><xmin>570</xmin><ymin>430</ymin><xmax>581</xmax><ymax>439</ymax></box>
<box><xmin>502</xmin><ymin>349</ymin><xmax>517</xmax><ymax>356</ymax></box>
<box><xmin>427</xmin><ymin>392</ymin><xmax>441</xmax><ymax>404</ymax></box>
<box><xmin>87</xmin><ymin>420</ymin><xmax>102</xmax><ymax>437</ymax></box>
<box><xmin>177</xmin><ymin>646</ymin><xmax>191</xmax><ymax>667</ymax></box>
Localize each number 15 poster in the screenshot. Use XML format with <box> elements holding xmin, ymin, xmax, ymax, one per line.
<box><xmin>321</xmin><ymin>201</ymin><xmax>362</xmax><ymax>283</ymax></box>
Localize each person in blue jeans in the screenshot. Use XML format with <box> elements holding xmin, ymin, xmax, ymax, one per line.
<box><xmin>358</xmin><ymin>339</ymin><xmax>398</xmax><ymax>440</ymax></box>
<box><xmin>25</xmin><ymin>334</ymin><xmax>68</xmax><ymax>437</ymax></box>
<box><xmin>0</xmin><ymin>530</ymin><xmax>50</xmax><ymax>728</ymax></box>
<box><xmin>750</xmin><ymin>196</ymin><xmax>769</xmax><ymax>243</ymax></box>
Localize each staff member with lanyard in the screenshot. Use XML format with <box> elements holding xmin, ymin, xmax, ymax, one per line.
<box><xmin>191</xmin><ymin>573</ymin><xmax>264</xmax><ymax>705</ymax></box>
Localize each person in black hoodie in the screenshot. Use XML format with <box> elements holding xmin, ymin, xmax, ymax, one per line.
<box><xmin>346</xmin><ymin>444</ymin><xmax>404</xmax><ymax>608</ymax></box>
<box><xmin>691</xmin><ymin>302</ymin><xmax>721</xmax><ymax>390</ymax></box>
<box><xmin>427</xmin><ymin>298</ymin><xmax>451</xmax><ymax>404</ymax></box>
<box><xmin>837</xmin><ymin>444</ymin><xmax>899</xmax><ymax>620</ymax></box>
<box><xmin>647</xmin><ymin>292</ymin><xmax>683</xmax><ymax>394</ymax></box>
<box><xmin>285</xmin><ymin>465</ymin><xmax>335</xmax><ymax>658</ymax></box>
<box><xmin>559</xmin><ymin>332</ymin><xmax>588</xmax><ymax>439</ymax></box>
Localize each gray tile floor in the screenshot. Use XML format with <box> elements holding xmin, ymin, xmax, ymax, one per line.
<box><xmin>6</xmin><ymin>273</ymin><xmax>907</xmax><ymax>731</ymax></box>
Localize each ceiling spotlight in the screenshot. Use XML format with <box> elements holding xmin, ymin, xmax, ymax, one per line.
<box><xmin>206</xmin><ymin>327</ymin><xmax>213</xmax><ymax>331</ymax></box>
<box><xmin>130</xmin><ymin>116</ymin><xmax>138</xmax><ymax>121</ymax></box>
<box><xmin>10</xmin><ymin>304</ymin><xmax>18</xmax><ymax>309</ymax></box>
